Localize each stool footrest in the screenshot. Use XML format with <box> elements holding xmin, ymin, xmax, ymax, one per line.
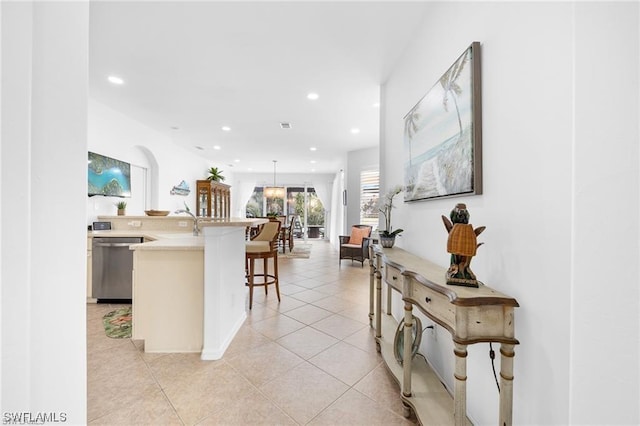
<box><xmin>245</xmin><ymin>273</ymin><xmax>277</xmax><ymax>286</ymax></box>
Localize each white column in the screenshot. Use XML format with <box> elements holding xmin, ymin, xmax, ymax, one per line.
<box><xmin>200</xmin><ymin>226</ymin><xmax>247</xmax><ymax>360</ymax></box>
<box><xmin>1</xmin><ymin>2</ymin><xmax>89</xmax><ymax>421</ymax></box>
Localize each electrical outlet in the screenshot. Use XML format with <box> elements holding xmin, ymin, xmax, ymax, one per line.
<box><xmin>178</xmin><ymin>221</ymin><xmax>188</xmax><ymax>228</ymax></box>
<box><xmin>128</xmin><ymin>220</ymin><xmax>142</xmax><ymax>227</ymax></box>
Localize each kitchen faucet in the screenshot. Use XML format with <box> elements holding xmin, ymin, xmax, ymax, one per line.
<box><xmin>174</xmin><ymin>209</ymin><xmax>200</xmax><ymax>236</ymax></box>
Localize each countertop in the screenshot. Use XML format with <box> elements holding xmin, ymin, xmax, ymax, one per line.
<box><xmin>89</xmin><ymin>217</ymin><xmax>267</xmax><ymax>251</ymax></box>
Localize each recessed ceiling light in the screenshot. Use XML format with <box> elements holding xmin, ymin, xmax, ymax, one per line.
<box><xmin>310</xmin><ymin>147</ymin><xmax>317</xmax><ymax>151</ymax></box>
<box><xmin>310</xmin><ymin>160</ymin><xmax>316</xmax><ymax>164</ymax></box>
<box><xmin>195</xmin><ymin>146</ymin><xmax>204</xmax><ymax>150</ymax></box>
<box><xmin>221</xmin><ymin>126</ymin><xmax>231</xmax><ymax>132</ymax></box>
<box><xmin>107</xmin><ymin>75</ymin><xmax>124</xmax><ymax>85</ymax></box>
<box><xmin>351</xmin><ymin>128</ymin><xmax>360</xmax><ymax>134</ymax></box>
<box><xmin>248</xmin><ymin>167</ymin><xmax>253</xmax><ymax>171</ymax></box>
<box><xmin>234</xmin><ymin>159</ymin><xmax>240</xmax><ymax>163</ymax></box>
<box><xmin>311</xmin><ymin>169</ymin><xmax>316</xmax><ymax>172</ymax></box>
<box><xmin>307</xmin><ymin>92</ymin><xmax>319</xmax><ymax>100</ymax></box>
<box><xmin>213</xmin><ymin>145</ymin><xmax>221</xmax><ymax>150</ymax></box>
<box><xmin>372</xmin><ymin>102</ymin><xmax>380</xmax><ymax>108</ymax></box>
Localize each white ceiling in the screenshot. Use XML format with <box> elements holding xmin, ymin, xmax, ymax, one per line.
<box><xmin>89</xmin><ymin>1</ymin><xmax>429</xmax><ymax>174</ymax></box>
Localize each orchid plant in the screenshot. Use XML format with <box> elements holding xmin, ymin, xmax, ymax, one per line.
<box><xmin>379</xmin><ymin>185</ymin><xmax>404</xmax><ymax>238</ymax></box>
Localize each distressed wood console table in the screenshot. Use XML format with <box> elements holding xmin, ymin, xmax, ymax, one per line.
<box><xmin>369</xmin><ymin>245</ymin><xmax>519</xmax><ymax>425</ymax></box>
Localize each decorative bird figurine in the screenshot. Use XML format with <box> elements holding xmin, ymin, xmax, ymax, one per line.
<box><xmin>441</xmin><ymin>203</ymin><xmax>485</xmax><ymax>287</ymax></box>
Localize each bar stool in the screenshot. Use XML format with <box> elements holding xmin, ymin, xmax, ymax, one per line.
<box><xmin>245</xmin><ymin>220</ymin><xmax>281</xmax><ymax>309</ymax></box>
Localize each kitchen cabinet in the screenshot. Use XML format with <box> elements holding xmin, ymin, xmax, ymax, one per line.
<box><xmin>196</xmin><ymin>180</ymin><xmax>231</xmax><ymax>218</ymax></box>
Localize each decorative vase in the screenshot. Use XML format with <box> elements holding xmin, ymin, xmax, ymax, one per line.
<box><xmin>117</xmin><ymin>209</ymin><xmax>125</xmax><ymax>216</ymax></box>
<box><xmin>379</xmin><ymin>235</ymin><xmax>395</xmax><ymax>248</ymax></box>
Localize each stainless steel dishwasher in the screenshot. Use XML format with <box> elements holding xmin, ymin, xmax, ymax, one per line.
<box><xmin>92</xmin><ymin>237</ymin><xmax>143</xmax><ymax>301</ymax></box>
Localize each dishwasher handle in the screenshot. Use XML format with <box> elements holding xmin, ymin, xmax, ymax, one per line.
<box><xmin>94</xmin><ymin>242</ymin><xmax>138</xmax><ymax>248</ymax></box>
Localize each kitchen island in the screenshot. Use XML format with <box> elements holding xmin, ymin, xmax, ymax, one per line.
<box><xmin>100</xmin><ymin>216</ymin><xmax>267</xmax><ymax>360</ymax></box>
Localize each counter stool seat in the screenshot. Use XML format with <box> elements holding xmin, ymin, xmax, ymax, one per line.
<box><xmin>245</xmin><ymin>220</ymin><xmax>281</xmax><ymax>309</ymax></box>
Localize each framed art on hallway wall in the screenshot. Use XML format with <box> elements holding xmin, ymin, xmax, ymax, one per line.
<box><xmin>403</xmin><ymin>41</ymin><xmax>483</xmax><ymax>202</ymax></box>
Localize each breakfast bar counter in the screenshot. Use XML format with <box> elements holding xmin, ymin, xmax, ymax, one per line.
<box><xmin>127</xmin><ymin>217</ymin><xmax>267</xmax><ymax>359</ymax></box>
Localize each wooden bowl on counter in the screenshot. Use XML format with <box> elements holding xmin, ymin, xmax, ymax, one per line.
<box><xmin>145</xmin><ymin>210</ymin><xmax>170</xmax><ymax>216</ymax></box>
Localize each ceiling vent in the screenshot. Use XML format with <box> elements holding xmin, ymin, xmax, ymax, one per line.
<box><xmin>280</xmin><ymin>122</ymin><xmax>292</xmax><ymax>129</ymax></box>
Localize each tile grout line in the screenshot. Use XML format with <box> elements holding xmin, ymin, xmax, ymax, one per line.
<box><xmin>133</xmin><ymin>340</ymin><xmax>186</xmax><ymax>425</ymax></box>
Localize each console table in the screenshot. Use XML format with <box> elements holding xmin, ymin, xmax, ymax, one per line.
<box><xmin>369</xmin><ymin>245</ymin><xmax>519</xmax><ymax>425</ymax></box>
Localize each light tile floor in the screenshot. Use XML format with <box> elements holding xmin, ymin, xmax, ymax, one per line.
<box><xmin>87</xmin><ymin>240</ymin><xmax>417</xmax><ymax>425</ymax></box>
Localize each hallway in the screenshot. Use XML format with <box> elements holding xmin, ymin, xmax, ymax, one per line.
<box><xmin>87</xmin><ymin>241</ymin><xmax>417</xmax><ymax>425</ymax></box>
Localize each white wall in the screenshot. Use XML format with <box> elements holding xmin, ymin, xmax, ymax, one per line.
<box><xmin>381</xmin><ymin>2</ymin><xmax>639</xmax><ymax>425</ymax></box>
<box><xmin>346</xmin><ymin>146</ymin><xmax>379</xmax><ymax>231</ymax></box>
<box><xmin>571</xmin><ymin>3</ymin><xmax>639</xmax><ymax>424</ymax></box>
<box><xmin>87</xmin><ymin>99</ymin><xmax>219</xmax><ymax>224</ymax></box>
<box><xmin>1</xmin><ymin>2</ymin><xmax>89</xmax><ymax>421</ymax></box>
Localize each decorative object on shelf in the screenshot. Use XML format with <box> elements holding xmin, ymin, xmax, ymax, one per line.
<box><xmin>116</xmin><ymin>201</ymin><xmax>127</xmax><ymax>216</ymax></box>
<box><xmin>441</xmin><ymin>203</ymin><xmax>486</xmax><ymax>287</ymax></box>
<box><xmin>379</xmin><ymin>236</ymin><xmax>396</xmax><ymax>248</ymax></box>
<box><xmin>264</xmin><ymin>160</ymin><xmax>285</xmax><ymax>199</ymax></box>
<box><xmin>393</xmin><ymin>315</ymin><xmax>422</xmax><ymax>365</ymax></box>
<box><xmin>403</xmin><ymin>41</ymin><xmax>482</xmax><ymax>202</ymax></box>
<box><xmin>145</xmin><ymin>210</ymin><xmax>170</xmax><ymax>216</ymax></box>
<box><xmin>207</xmin><ymin>167</ymin><xmax>225</xmax><ymax>182</ymax></box>
<box><xmin>378</xmin><ymin>185</ymin><xmax>404</xmax><ymax>248</ymax></box>
<box><xmin>170</xmin><ymin>180</ymin><xmax>190</xmax><ymax>196</ymax></box>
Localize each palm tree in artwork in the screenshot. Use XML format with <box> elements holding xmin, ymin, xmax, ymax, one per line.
<box><xmin>440</xmin><ymin>49</ymin><xmax>470</xmax><ymax>137</ymax></box>
<box><xmin>404</xmin><ymin>109</ymin><xmax>420</xmax><ymax>167</ymax></box>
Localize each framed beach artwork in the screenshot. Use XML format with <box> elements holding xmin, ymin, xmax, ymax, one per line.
<box><xmin>403</xmin><ymin>42</ymin><xmax>482</xmax><ymax>202</ymax></box>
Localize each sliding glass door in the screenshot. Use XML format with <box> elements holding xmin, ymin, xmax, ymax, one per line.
<box><xmin>245</xmin><ymin>185</ymin><xmax>325</xmax><ymax>239</ymax></box>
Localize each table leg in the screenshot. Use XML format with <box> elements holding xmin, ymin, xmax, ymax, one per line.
<box><xmin>403</xmin><ymin>302</ymin><xmax>413</xmax><ymax>397</ymax></box>
<box><xmin>368</xmin><ymin>252</ymin><xmax>375</xmax><ymax>327</ymax></box>
<box><xmin>454</xmin><ymin>342</ymin><xmax>468</xmax><ymax>426</ymax></box>
<box><xmin>375</xmin><ymin>266</ymin><xmax>382</xmax><ymax>342</ymax></box>
<box><xmin>402</xmin><ymin>301</ymin><xmax>414</xmax><ymax>418</ymax></box>
<box><xmin>499</xmin><ymin>343</ymin><xmax>515</xmax><ymax>426</ymax></box>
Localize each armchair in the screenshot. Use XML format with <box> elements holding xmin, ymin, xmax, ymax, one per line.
<box><xmin>339</xmin><ymin>225</ymin><xmax>372</xmax><ymax>267</ymax></box>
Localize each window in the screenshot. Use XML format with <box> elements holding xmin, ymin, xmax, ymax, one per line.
<box><xmin>245</xmin><ymin>187</ymin><xmax>263</xmax><ymax>217</ymax></box>
<box><xmin>360</xmin><ymin>169</ymin><xmax>379</xmax><ymax>228</ymax></box>
<box><xmin>245</xmin><ymin>185</ymin><xmax>325</xmax><ymax>238</ymax></box>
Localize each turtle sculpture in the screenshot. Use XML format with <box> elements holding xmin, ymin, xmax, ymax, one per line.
<box><xmin>441</xmin><ymin>203</ymin><xmax>486</xmax><ymax>288</ymax></box>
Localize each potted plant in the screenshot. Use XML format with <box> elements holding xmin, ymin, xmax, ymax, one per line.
<box><xmin>116</xmin><ymin>201</ymin><xmax>127</xmax><ymax>216</ymax></box>
<box><xmin>207</xmin><ymin>167</ymin><xmax>225</xmax><ymax>182</ymax></box>
<box><xmin>379</xmin><ymin>185</ymin><xmax>404</xmax><ymax>248</ymax></box>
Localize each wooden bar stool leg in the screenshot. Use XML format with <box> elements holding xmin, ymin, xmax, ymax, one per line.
<box><xmin>263</xmin><ymin>257</ymin><xmax>269</xmax><ymax>295</ymax></box>
<box><xmin>248</xmin><ymin>256</ymin><xmax>255</xmax><ymax>310</ymax></box>
<box><xmin>274</xmin><ymin>251</ymin><xmax>281</xmax><ymax>302</ymax></box>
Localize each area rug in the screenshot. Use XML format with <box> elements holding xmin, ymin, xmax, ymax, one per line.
<box><xmin>282</xmin><ymin>243</ymin><xmax>311</xmax><ymax>259</ymax></box>
<box><xmin>102</xmin><ymin>307</ymin><xmax>132</xmax><ymax>339</ymax></box>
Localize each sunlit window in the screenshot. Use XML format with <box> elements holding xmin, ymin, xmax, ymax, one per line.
<box><xmin>360</xmin><ymin>169</ymin><xmax>379</xmax><ymax>228</ymax></box>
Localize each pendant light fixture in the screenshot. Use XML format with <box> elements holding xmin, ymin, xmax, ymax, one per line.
<box><xmin>264</xmin><ymin>160</ymin><xmax>285</xmax><ymax>198</ymax></box>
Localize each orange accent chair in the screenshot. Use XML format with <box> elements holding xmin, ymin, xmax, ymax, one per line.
<box><xmin>339</xmin><ymin>225</ymin><xmax>373</xmax><ymax>267</ymax></box>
